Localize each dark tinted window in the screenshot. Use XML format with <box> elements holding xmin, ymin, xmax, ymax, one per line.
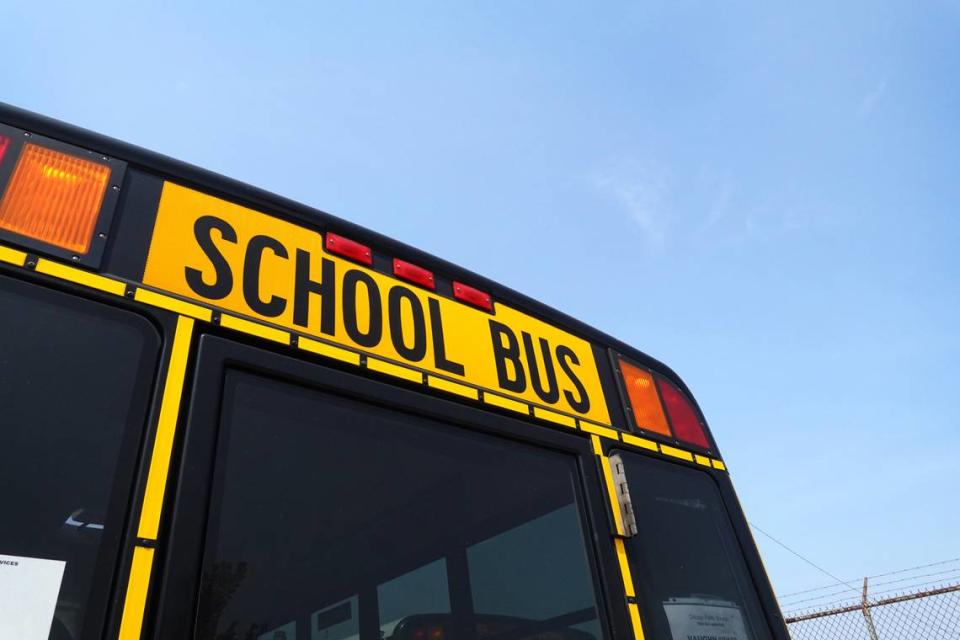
<box><xmin>0</xmin><ymin>275</ymin><xmax>159</xmax><ymax>639</ymax></box>
<box><xmin>617</xmin><ymin>453</ymin><xmax>772</xmax><ymax>640</ymax></box>
<box><xmin>195</xmin><ymin>370</ymin><xmax>603</xmax><ymax>640</ymax></box>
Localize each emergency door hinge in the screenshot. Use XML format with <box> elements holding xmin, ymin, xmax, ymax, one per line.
<box><xmin>608</xmin><ymin>453</ymin><xmax>638</xmax><ymax>537</ymax></box>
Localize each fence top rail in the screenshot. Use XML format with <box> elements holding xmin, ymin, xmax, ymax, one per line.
<box><xmin>784</xmin><ymin>582</ymin><xmax>960</xmax><ymax>623</ymax></box>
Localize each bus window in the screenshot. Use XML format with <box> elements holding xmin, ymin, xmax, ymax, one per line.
<box><xmin>377</xmin><ymin>560</ymin><xmax>450</xmax><ymax>638</ymax></box>
<box><xmin>615</xmin><ymin>453</ymin><xmax>772</xmax><ymax>640</ymax></box>
<box><xmin>467</xmin><ymin>504</ymin><xmax>600</xmax><ymax>638</ymax></box>
<box><xmin>0</xmin><ymin>275</ymin><xmax>159</xmax><ymax>640</ymax></box>
<box><xmin>311</xmin><ymin>596</ymin><xmax>358</xmax><ymax>640</ymax></box>
<box><xmin>193</xmin><ymin>369</ymin><xmax>604</xmax><ymax>640</ymax></box>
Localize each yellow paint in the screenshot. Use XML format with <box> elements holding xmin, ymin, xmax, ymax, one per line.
<box><xmin>712</xmin><ymin>459</ymin><xmax>727</xmax><ymax>471</ymax></box>
<box><xmin>137</xmin><ymin>316</ymin><xmax>193</xmax><ymax>540</ymax></box>
<box><xmin>660</xmin><ymin>444</ymin><xmax>694</xmax><ymax>462</ymax></box>
<box><xmin>614</xmin><ymin>538</ymin><xmax>636</xmax><ymax>596</ymax></box>
<box><xmin>117</xmin><ymin>545</ymin><xmax>155</xmax><ymax>640</ymax></box>
<box><xmin>601</xmin><ymin>456</ymin><xmax>626</xmax><ymax>536</ymax></box>
<box><xmin>36</xmin><ymin>258</ymin><xmax>125</xmax><ymax>295</ymax></box>
<box><xmin>590</xmin><ymin>434</ymin><xmax>604</xmax><ymax>456</ymax></box>
<box><xmin>134</xmin><ymin>288</ymin><xmax>212</xmax><ymax>321</ymax></box>
<box><xmin>427</xmin><ymin>375</ymin><xmax>479</xmax><ymax>399</ymax></box>
<box><xmin>694</xmin><ymin>454</ymin><xmax>712</xmax><ymax>467</ymax></box>
<box><xmin>627</xmin><ymin>603</ymin><xmax>647</xmax><ymax>640</ymax></box>
<box><xmin>0</xmin><ymin>244</ymin><xmax>26</xmax><ymax>266</ymax></box>
<box><xmin>621</xmin><ymin>433</ymin><xmax>658</xmax><ymax>452</ymax></box>
<box><xmin>532</xmin><ymin>406</ymin><xmax>577</xmax><ymax>428</ymax></box>
<box><xmin>367</xmin><ymin>357</ymin><xmax>423</xmax><ymax>383</ymax></box>
<box><xmin>298</xmin><ymin>336</ymin><xmax>361</xmax><ymax>365</ymax></box>
<box><xmin>580</xmin><ymin>421</ymin><xmax>620</xmax><ymax>441</ymax></box>
<box><xmin>220</xmin><ymin>313</ymin><xmax>289</xmax><ymax>344</ymax></box>
<box><xmin>142</xmin><ymin>182</ymin><xmax>610</xmax><ymax>423</ymax></box>
<box><xmin>483</xmin><ymin>392</ymin><xmax>528</xmax><ymax>414</ymax></box>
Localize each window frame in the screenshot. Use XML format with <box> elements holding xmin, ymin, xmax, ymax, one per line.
<box><xmin>150</xmin><ymin>333</ymin><xmax>632</xmax><ymax>640</ymax></box>
<box><xmin>0</xmin><ymin>268</ymin><xmax>167</xmax><ymax>640</ymax></box>
<box><xmin>610</xmin><ymin>447</ymin><xmax>789</xmax><ymax>640</ymax></box>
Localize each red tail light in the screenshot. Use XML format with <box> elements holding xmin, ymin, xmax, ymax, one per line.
<box><xmin>0</xmin><ymin>134</ymin><xmax>10</xmax><ymax>164</ymax></box>
<box><xmin>325</xmin><ymin>231</ymin><xmax>372</xmax><ymax>265</ymax></box>
<box><xmin>656</xmin><ymin>377</ymin><xmax>710</xmax><ymax>449</ymax></box>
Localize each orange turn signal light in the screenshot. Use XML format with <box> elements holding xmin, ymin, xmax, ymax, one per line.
<box><xmin>618</xmin><ymin>358</ymin><xmax>671</xmax><ymax>437</ymax></box>
<box><xmin>0</xmin><ymin>143</ymin><xmax>112</xmax><ymax>254</ymax></box>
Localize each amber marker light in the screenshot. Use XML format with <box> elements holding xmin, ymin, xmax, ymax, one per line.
<box><xmin>0</xmin><ymin>143</ymin><xmax>112</xmax><ymax>254</ymax></box>
<box><xmin>618</xmin><ymin>358</ymin><xmax>672</xmax><ymax>437</ymax></box>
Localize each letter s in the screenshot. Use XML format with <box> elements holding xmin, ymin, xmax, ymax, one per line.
<box><xmin>557</xmin><ymin>345</ymin><xmax>590</xmax><ymax>413</ymax></box>
<box><xmin>185</xmin><ymin>216</ymin><xmax>237</xmax><ymax>300</ymax></box>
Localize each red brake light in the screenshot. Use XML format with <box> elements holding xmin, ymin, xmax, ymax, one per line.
<box><xmin>453</xmin><ymin>281</ymin><xmax>492</xmax><ymax>311</ymax></box>
<box><xmin>325</xmin><ymin>231</ymin><xmax>372</xmax><ymax>265</ymax></box>
<box><xmin>0</xmin><ymin>135</ymin><xmax>10</xmax><ymax>164</ymax></box>
<box><xmin>393</xmin><ymin>258</ymin><xmax>435</xmax><ymax>290</ymax></box>
<box><xmin>656</xmin><ymin>377</ymin><xmax>710</xmax><ymax>449</ymax></box>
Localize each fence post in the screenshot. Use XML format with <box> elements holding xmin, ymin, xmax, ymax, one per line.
<box><xmin>862</xmin><ymin>577</ymin><xmax>880</xmax><ymax>640</ymax></box>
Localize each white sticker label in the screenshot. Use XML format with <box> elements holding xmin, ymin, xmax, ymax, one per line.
<box><xmin>663</xmin><ymin>597</ymin><xmax>750</xmax><ymax>640</ymax></box>
<box><xmin>0</xmin><ymin>554</ymin><xmax>66</xmax><ymax>640</ymax></box>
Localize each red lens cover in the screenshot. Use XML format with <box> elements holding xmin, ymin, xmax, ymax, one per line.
<box><xmin>656</xmin><ymin>377</ymin><xmax>710</xmax><ymax>449</ymax></box>
<box><xmin>393</xmin><ymin>258</ymin><xmax>435</xmax><ymax>290</ymax></box>
<box><xmin>452</xmin><ymin>281</ymin><xmax>493</xmax><ymax>311</ymax></box>
<box><xmin>325</xmin><ymin>232</ymin><xmax>372</xmax><ymax>265</ymax></box>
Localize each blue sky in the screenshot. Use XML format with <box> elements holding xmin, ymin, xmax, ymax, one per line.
<box><xmin>4</xmin><ymin>0</ymin><xmax>958</xmax><ymax>606</ymax></box>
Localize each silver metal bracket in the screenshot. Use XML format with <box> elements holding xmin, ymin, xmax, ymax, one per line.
<box><xmin>608</xmin><ymin>453</ymin><xmax>638</xmax><ymax>537</ymax></box>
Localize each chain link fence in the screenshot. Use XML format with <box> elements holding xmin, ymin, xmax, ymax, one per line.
<box><xmin>784</xmin><ymin>580</ymin><xmax>960</xmax><ymax>639</ymax></box>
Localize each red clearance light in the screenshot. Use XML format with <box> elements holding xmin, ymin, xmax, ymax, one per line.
<box><xmin>325</xmin><ymin>231</ymin><xmax>372</xmax><ymax>265</ymax></box>
<box><xmin>393</xmin><ymin>258</ymin><xmax>435</xmax><ymax>290</ymax></box>
<box><xmin>0</xmin><ymin>135</ymin><xmax>10</xmax><ymax>164</ymax></box>
<box><xmin>453</xmin><ymin>281</ymin><xmax>492</xmax><ymax>311</ymax></box>
<box><xmin>656</xmin><ymin>377</ymin><xmax>710</xmax><ymax>449</ymax></box>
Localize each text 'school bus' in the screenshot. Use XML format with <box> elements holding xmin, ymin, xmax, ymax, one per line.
<box><xmin>0</xmin><ymin>103</ymin><xmax>788</xmax><ymax>640</ymax></box>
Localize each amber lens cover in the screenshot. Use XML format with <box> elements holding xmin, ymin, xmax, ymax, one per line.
<box><xmin>0</xmin><ymin>143</ymin><xmax>111</xmax><ymax>254</ymax></box>
<box><xmin>619</xmin><ymin>358</ymin><xmax>672</xmax><ymax>436</ymax></box>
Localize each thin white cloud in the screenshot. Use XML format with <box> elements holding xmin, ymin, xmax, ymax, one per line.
<box><xmin>592</xmin><ymin>164</ymin><xmax>668</xmax><ymax>251</ymax></box>
<box><xmin>859</xmin><ymin>79</ymin><xmax>888</xmax><ymax>116</ymax></box>
<box><xmin>700</xmin><ymin>169</ymin><xmax>734</xmax><ymax>231</ymax></box>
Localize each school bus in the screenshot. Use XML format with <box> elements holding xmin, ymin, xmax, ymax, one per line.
<box><xmin>0</xmin><ymin>103</ymin><xmax>788</xmax><ymax>640</ymax></box>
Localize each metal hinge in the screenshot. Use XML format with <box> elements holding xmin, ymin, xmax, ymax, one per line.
<box><xmin>608</xmin><ymin>453</ymin><xmax>638</xmax><ymax>537</ymax></box>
